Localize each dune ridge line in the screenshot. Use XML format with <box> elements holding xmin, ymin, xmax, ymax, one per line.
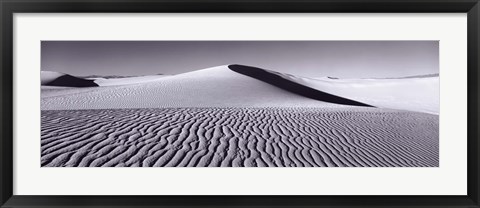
<box><xmin>228</xmin><ymin>64</ymin><xmax>373</xmax><ymax>107</ymax></box>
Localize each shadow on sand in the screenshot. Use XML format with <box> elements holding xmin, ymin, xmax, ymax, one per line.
<box><xmin>45</xmin><ymin>74</ymin><xmax>99</xmax><ymax>87</ymax></box>
<box><xmin>228</xmin><ymin>64</ymin><xmax>373</xmax><ymax>107</ymax></box>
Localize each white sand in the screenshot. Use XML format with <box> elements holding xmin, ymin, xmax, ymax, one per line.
<box><xmin>41</xmin><ymin>66</ymin><xmax>439</xmax><ymax>114</ymax></box>
<box><xmin>265</xmin><ymin>69</ymin><xmax>439</xmax><ymax>114</ymax></box>
<box><xmin>41</xmin><ymin>66</ymin><xmax>345</xmax><ymax>110</ymax></box>
<box><xmin>92</xmin><ymin>75</ymin><xmax>167</xmax><ymax>86</ymax></box>
<box><xmin>41</xmin><ymin>108</ymin><xmax>438</xmax><ymax>167</ymax></box>
<box><xmin>40</xmin><ymin>65</ymin><xmax>439</xmax><ymax>167</ymax></box>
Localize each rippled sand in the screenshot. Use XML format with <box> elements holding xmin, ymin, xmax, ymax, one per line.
<box><xmin>41</xmin><ymin>108</ymin><xmax>438</xmax><ymax>167</ymax></box>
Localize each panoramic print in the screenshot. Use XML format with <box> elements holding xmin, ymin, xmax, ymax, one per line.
<box><xmin>40</xmin><ymin>41</ymin><xmax>439</xmax><ymax>167</ymax></box>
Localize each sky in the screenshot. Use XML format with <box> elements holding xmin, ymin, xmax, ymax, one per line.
<box><xmin>41</xmin><ymin>41</ymin><xmax>438</xmax><ymax>78</ymax></box>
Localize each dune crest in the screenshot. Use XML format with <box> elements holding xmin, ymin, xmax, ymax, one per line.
<box><xmin>229</xmin><ymin>64</ymin><xmax>439</xmax><ymax>114</ymax></box>
<box><xmin>41</xmin><ymin>65</ymin><xmax>438</xmax><ymax>114</ymax></box>
<box><xmin>41</xmin><ymin>65</ymin><xmax>345</xmax><ymax>110</ymax></box>
<box><xmin>228</xmin><ymin>64</ymin><xmax>373</xmax><ymax>107</ymax></box>
<box><xmin>92</xmin><ymin>75</ymin><xmax>167</xmax><ymax>86</ymax></box>
<box><xmin>46</xmin><ymin>74</ymin><xmax>99</xmax><ymax>87</ymax></box>
<box><xmin>41</xmin><ymin>71</ymin><xmax>65</xmax><ymax>85</ymax></box>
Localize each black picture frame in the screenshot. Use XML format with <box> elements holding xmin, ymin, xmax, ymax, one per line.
<box><xmin>1</xmin><ymin>0</ymin><xmax>479</xmax><ymax>207</ymax></box>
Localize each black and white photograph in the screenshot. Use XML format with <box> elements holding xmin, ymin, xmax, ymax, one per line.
<box><xmin>40</xmin><ymin>41</ymin><xmax>439</xmax><ymax>167</ymax></box>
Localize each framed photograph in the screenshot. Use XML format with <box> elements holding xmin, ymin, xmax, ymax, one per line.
<box><xmin>1</xmin><ymin>0</ymin><xmax>479</xmax><ymax>207</ymax></box>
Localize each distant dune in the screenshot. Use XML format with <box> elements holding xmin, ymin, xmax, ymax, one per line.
<box><xmin>47</xmin><ymin>74</ymin><xmax>99</xmax><ymax>87</ymax></box>
<box><xmin>42</xmin><ymin>71</ymin><xmax>166</xmax><ymax>87</ymax></box>
<box><xmin>383</xmin><ymin>74</ymin><xmax>439</xmax><ymax>79</ymax></box>
<box><xmin>41</xmin><ymin>71</ymin><xmax>65</xmax><ymax>85</ymax></box>
<box><xmin>90</xmin><ymin>75</ymin><xmax>167</xmax><ymax>86</ymax></box>
<box><xmin>81</xmin><ymin>75</ymin><xmax>137</xmax><ymax>79</ymax></box>
<box><xmin>41</xmin><ymin>108</ymin><xmax>438</xmax><ymax>167</ymax></box>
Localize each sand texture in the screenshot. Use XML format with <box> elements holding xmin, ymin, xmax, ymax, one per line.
<box><xmin>41</xmin><ymin>65</ymin><xmax>439</xmax><ymax>167</ymax></box>
<box><xmin>229</xmin><ymin>65</ymin><xmax>439</xmax><ymax>114</ymax></box>
<box><xmin>41</xmin><ymin>66</ymin><xmax>350</xmax><ymax>110</ymax></box>
<box><xmin>41</xmin><ymin>108</ymin><xmax>438</xmax><ymax>167</ymax></box>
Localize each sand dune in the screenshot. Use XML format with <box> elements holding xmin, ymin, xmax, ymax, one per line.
<box><xmin>48</xmin><ymin>74</ymin><xmax>99</xmax><ymax>87</ymax></box>
<box><xmin>229</xmin><ymin>65</ymin><xmax>439</xmax><ymax>114</ymax></box>
<box><xmin>42</xmin><ymin>71</ymin><xmax>98</xmax><ymax>87</ymax></box>
<box><xmin>41</xmin><ymin>66</ymin><xmax>346</xmax><ymax>110</ymax></box>
<box><xmin>41</xmin><ymin>71</ymin><xmax>65</xmax><ymax>85</ymax></box>
<box><xmin>42</xmin><ymin>71</ymin><xmax>167</xmax><ymax>87</ymax></box>
<box><xmin>41</xmin><ymin>65</ymin><xmax>438</xmax><ymax>114</ymax></box>
<box><xmin>41</xmin><ymin>65</ymin><xmax>439</xmax><ymax>167</ymax></box>
<box><xmin>229</xmin><ymin>65</ymin><xmax>372</xmax><ymax>107</ymax></box>
<box><xmin>91</xmin><ymin>75</ymin><xmax>167</xmax><ymax>86</ymax></box>
<box><xmin>297</xmin><ymin>76</ymin><xmax>439</xmax><ymax>114</ymax></box>
<box><xmin>41</xmin><ymin>108</ymin><xmax>438</xmax><ymax>167</ymax></box>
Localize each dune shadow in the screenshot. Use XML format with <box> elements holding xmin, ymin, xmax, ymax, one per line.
<box><xmin>45</xmin><ymin>75</ymin><xmax>99</xmax><ymax>87</ymax></box>
<box><xmin>228</xmin><ymin>64</ymin><xmax>373</xmax><ymax>107</ymax></box>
